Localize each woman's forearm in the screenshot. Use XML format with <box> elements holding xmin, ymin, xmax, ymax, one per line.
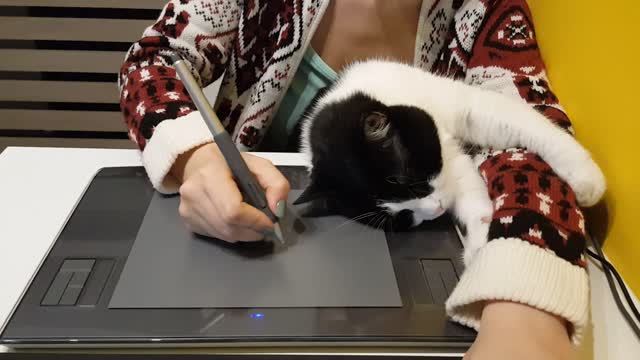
<box><xmin>465</xmin><ymin>301</ymin><xmax>575</xmax><ymax>360</ymax></box>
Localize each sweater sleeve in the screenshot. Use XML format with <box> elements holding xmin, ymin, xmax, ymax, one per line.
<box><xmin>118</xmin><ymin>0</ymin><xmax>240</xmax><ymax>193</ymax></box>
<box><xmin>443</xmin><ymin>0</ymin><xmax>589</xmax><ymax>345</ymax></box>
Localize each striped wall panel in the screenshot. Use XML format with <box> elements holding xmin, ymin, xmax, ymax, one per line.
<box><xmin>0</xmin><ymin>137</ymin><xmax>135</xmax><ymax>150</ymax></box>
<box><xmin>0</xmin><ymin>80</ymin><xmax>118</xmax><ymax>103</ymax></box>
<box><xmin>0</xmin><ymin>1</ymin><xmax>165</xmax><ymax>9</ymax></box>
<box><xmin>0</xmin><ymin>109</ymin><xmax>124</xmax><ymax>132</ymax></box>
<box><xmin>0</xmin><ymin>1</ymin><xmax>165</xmax><ymax>150</ymax></box>
<box><xmin>0</xmin><ymin>17</ymin><xmax>153</xmax><ymax>42</ymax></box>
<box><xmin>0</xmin><ymin>49</ymin><xmax>126</xmax><ymax>73</ymax></box>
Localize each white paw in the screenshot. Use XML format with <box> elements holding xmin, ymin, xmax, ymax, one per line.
<box><xmin>456</xmin><ymin>193</ymin><xmax>493</xmax><ymax>225</ymax></box>
<box><xmin>462</xmin><ymin>220</ymin><xmax>490</xmax><ymax>267</ymax></box>
<box><xmin>462</xmin><ymin>242</ymin><xmax>482</xmax><ymax>267</ymax></box>
<box><xmin>564</xmin><ymin>157</ymin><xmax>606</xmax><ymax>207</ymax></box>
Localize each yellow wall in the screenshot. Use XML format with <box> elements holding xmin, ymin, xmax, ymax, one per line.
<box><xmin>528</xmin><ymin>0</ymin><xmax>639</xmax><ymax>293</ymax></box>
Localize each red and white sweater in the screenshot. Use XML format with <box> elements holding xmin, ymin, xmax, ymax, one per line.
<box><xmin>119</xmin><ymin>0</ymin><xmax>589</xmax><ymax>343</ymax></box>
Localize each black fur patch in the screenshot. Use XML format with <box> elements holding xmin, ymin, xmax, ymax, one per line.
<box><xmin>297</xmin><ymin>92</ymin><xmax>443</xmax><ymax>229</ymax></box>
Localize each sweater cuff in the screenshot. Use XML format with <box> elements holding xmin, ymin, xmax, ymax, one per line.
<box><xmin>445</xmin><ymin>237</ymin><xmax>589</xmax><ymax>345</ymax></box>
<box><xmin>141</xmin><ymin>111</ymin><xmax>213</xmax><ymax>194</ymax></box>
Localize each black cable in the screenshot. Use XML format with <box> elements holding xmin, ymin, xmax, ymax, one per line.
<box><xmin>585</xmin><ymin>248</ymin><xmax>640</xmax><ymax>322</ymax></box>
<box><xmin>586</xmin><ymin>234</ymin><xmax>640</xmax><ymax>338</ymax></box>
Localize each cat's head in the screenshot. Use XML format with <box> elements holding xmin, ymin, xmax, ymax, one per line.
<box><xmin>297</xmin><ymin>91</ymin><xmax>451</xmax><ymax>230</ymax></box>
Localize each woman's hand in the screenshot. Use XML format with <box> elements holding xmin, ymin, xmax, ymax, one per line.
<box><xmin>171</xmin><ymin>142</ymin><xmax>290</xmax><ymax>242</ymax></box>
<box><xmin>464</xmin><ymin>301</ymin><xmax>575</xmax><ymax>360</ymax></box>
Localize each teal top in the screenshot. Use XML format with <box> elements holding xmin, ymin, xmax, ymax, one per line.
<box><xmin>261</xmin><ymin>46</ymin><xmax>338</xmax><ymax>151</ymax></box>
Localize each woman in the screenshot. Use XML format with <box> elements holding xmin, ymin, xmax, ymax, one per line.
<box><xmin>119</xmin><ymin>1</ymin><xmax>585</xmax><ymax>358</ymax></box>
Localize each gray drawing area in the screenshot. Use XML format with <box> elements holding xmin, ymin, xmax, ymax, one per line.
<box><xmin>109</xmin><ymin>191</ymin><xmax>402</xmax><ymax>308</ymax></box>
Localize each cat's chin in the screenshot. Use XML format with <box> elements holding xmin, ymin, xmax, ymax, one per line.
<box><xmin>385</xmin><ymin>209</ymin><xmax>416</xmax><ymax>232</ymax></box>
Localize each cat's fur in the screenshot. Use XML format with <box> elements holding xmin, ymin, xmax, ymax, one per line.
<box><xmin>296</xmin><ymin>60</ymin><xmax>605</xmax><ymax>265</ymax></box>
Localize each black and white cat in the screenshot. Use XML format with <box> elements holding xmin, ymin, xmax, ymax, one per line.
<box><xmin>295</xmin><ymin>60</ymin><xmax>605</xmax><ymax>265</ymax></box>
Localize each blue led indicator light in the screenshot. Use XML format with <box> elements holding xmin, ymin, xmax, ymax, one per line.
<box><xmin>251</xmin><ymin>313</ymin><xmax>264</xmax><ymax>319</ymax></box>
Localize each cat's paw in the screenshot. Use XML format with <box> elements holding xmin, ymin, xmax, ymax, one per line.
<box><xmin>563</xmin><ymin>156</ymin><xmax>606</xmax><ymax>207</ymax></box>
<box><xmin>462</xmin><ymin>220</ymin><xmax>490</xmax><ymax>267</ymax></box>
<box><xmin>462</xmin><ymin>241</ymin><xmax>483</xmax><ymax>267</ymax></box>
<box><xmin>456</xmin><ymin>193</ymin><xmax>493</xmax><ymax>226</ymax></box>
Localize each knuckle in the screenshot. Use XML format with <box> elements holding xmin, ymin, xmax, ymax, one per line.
<box><xmin>276</xmin><ymin>178</ymin><xmax>291</xmax><ymax>192</ymax></box>
<box><xmin>221</xmin><ymin>203</ymin><xmax>242</xmax><ymax>224</ymax></box>
<box><xmin>193</xmin><ymin>168</ymin><xmax>209</xmax><ymax>184</ymax></box>
<box><xmin>179</xmin><ymin>181</ymin><xmax>195</xmax><ymax>198</ymax></box>
<box><xmin>178</xmin><ymin>183</ymin><xmax>189</xmax><ymax>196</ymax></box>
<box><xmin>178</xmin><ymin>202</ymin><xmax>189</xmax><ymax>218</ymax></box>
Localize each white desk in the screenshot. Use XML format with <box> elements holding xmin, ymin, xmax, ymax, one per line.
<box><xmin>0</xmin><ymin>147</ymin><xmax>638</xmax><ymax>359</ymax></box>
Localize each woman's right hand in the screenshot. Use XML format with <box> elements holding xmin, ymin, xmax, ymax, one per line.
<box><xmin>171</xmin><ymin>142</ymin><xmax>290</xmax><ymax>242</ymax></box>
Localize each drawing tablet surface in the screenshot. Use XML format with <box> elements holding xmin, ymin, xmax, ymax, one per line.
<box><xmin>109</xmin><ymin>190</ymin><xmax>402</xmax><ymax>308</ymax></box>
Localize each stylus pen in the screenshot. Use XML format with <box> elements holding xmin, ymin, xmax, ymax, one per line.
<box><xmin>169</xmin><ymin>53</ymin><xmax>284</xmax><ymax>244</ymax></box>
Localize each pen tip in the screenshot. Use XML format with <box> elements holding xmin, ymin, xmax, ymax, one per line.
<box><xmin>273</xmin><ymin>223</ymin><xmax>285</xmax><ymax>245</ymax></box>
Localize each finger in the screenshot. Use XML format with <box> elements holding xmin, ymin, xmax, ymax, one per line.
<box><xmin>188</xmin><ymin>207</ymin><xmax>263</xmax><ymax>243</ymax></box>
<box><xmin>206</xmin><ymin>188</ymin><xmax>274</xmax><ymax>232</ymax></box>
<box><xmin>192</xmin><ymin>215</ymin><xmax>263</xmax><ymax>243</ymax></box>
<box><xmin>191</xmin><ymin>196</ymin><xmax>262</xmax><ymax>242</ymax></box>
<box><xmin>224</xmin><ymin>224</ymin><xmax>265</xmax><ymax>242</ymax></box>
<box><xmin>192</xmin><ymin>201</ymin><xmax>264</xmax><ymax>242</ymax></box>
<box><xmin>181</xmin><ymin>202</ymin><xmax>225</xmax><ymax>240</ymax></box>
<box><xmin>243</xmin><ymin>154</ymin><xmax>291</xmax><ymax>213</ymax></box>
<box><xmin>200</xmin><ymin>175</ymin><xmax>274</xmax><ymax>232</ymax></box>
<box><xmin>190</xmin><ymin>212</ymin><xmax>229</xmax><ymax>240</ymax></box>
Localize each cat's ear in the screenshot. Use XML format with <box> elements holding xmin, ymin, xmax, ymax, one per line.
<box><xmin>363</xmin><ymin>111</ymin><xmax>390</xmax><ymax>141</ymax></box>
<box><xmin>293</xmin><ymin>178</ymin><xmax>334</xmax><ymax>205</ymax></box>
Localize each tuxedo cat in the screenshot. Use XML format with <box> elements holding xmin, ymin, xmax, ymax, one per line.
<box><xmin>295</xmin><ymin>60</ymin><xmax>605</xmax><ymax>265</ymax></box>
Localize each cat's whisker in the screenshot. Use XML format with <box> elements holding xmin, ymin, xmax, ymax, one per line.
<box><xmin>377</xmin><ymin>215</ymin><xmax>387</xmax><ymax>232</ymax></box>
<box><xmin>367</xmin><ymin>212</ymin><xmax>384</xmax><ymax>229</ymax></box>
<box><xmin>366</xmin><ymin>213</ymin><xmax>378</xmax><ymax>228</ymax></box>
<box><xmin>370</xmin><ymin>214</ymin><xmax>380</xmax><ymax>229</ymax></box>
<box><xmin>333</xmin><ymin>211</ymin><xmax>377</xmax><ymax>230</ymax></box>
<box><xmin>349</xmin><ymin>211</ymin><xmax>377</xmax><ymax>222</ymax></box>
<box><xmin>374</xmin><ymin>212</ymin><xmax>387</xmax><ymax>230</ymax></box>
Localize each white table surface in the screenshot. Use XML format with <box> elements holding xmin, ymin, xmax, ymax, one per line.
<box><xmin>0</xmin><ymin>147</ymin><xmax>638</xmax><ymax>358</ymax></box>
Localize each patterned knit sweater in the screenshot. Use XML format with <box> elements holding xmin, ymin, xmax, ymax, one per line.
<box><xmin>119</xmin><ymin>0</ymin><xmax>589</xmax><ymax>343</ymax></box>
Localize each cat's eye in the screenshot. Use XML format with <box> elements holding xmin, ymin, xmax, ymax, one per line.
<box><xmin>363</xmin><ymin>112</ymin><xmax>389</xmax><ymax>140</ymax></box>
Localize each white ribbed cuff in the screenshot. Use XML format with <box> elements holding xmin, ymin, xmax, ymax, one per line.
<box><xmin>446</xmin><ymin>237</ymin><xmax>589</xmax><ymax>345</ymax></box>
<box><xmin>141</xmin><ymin>111</ymin><xmax>213</xmax><ymax>194</ymax></box>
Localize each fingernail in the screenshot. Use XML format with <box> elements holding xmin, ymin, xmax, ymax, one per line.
<box><xmin>276</xmin><ymin>200</ymin><xmax>286</xmax><ymax>218</ymax></box>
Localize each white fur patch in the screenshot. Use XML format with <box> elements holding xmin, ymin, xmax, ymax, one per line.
<box><xmin>381</xmin><ymin>194</ymin><xmax>445</xmax><ymax>226</ymax></box>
